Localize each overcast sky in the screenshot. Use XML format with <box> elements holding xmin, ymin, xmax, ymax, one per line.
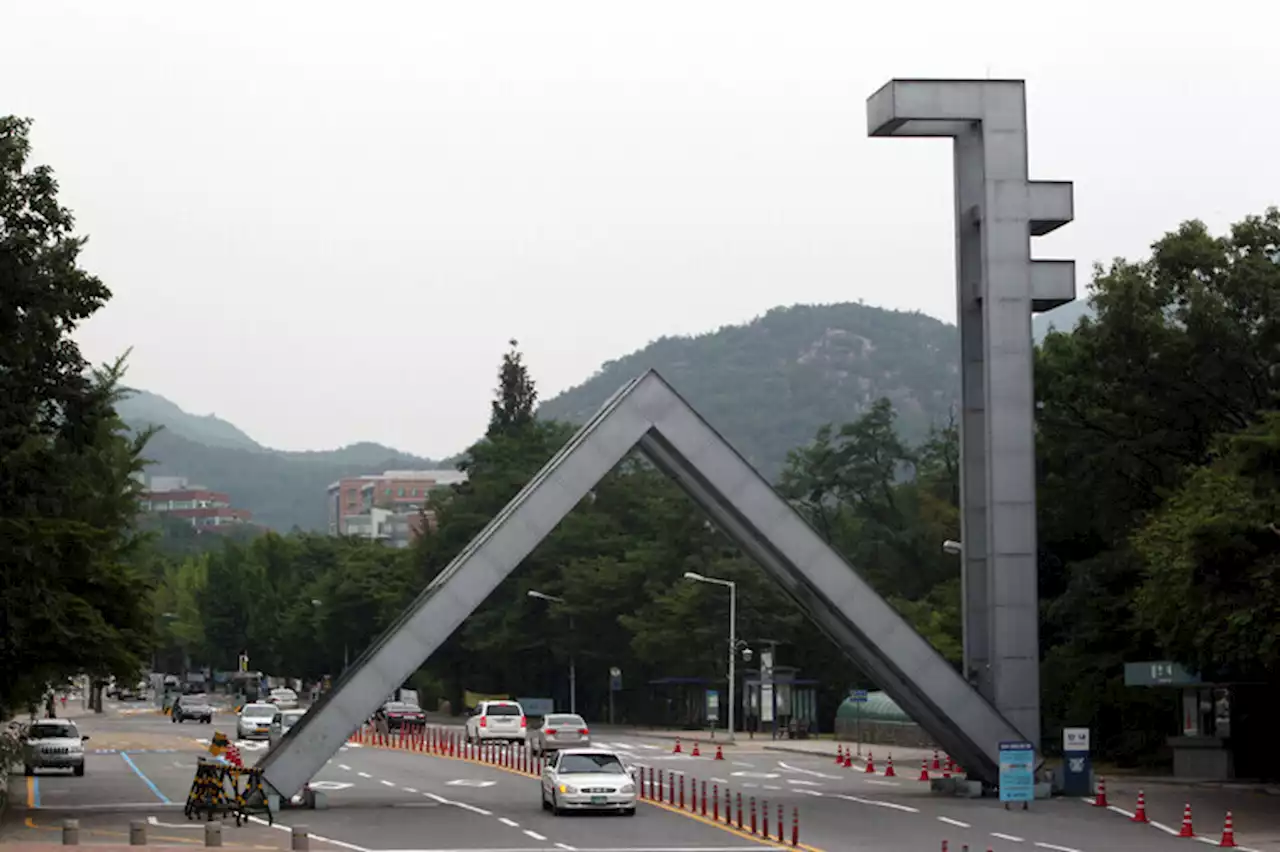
<box><xmin>4</xmin><ymin>1</ymin><xmax>1277</xmax><ymax>459</ymax></box>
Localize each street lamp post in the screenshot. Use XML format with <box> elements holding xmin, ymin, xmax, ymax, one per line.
<box><xmin>941</xmin><ymin>540</ymin><xmax>971</xmax><ymax>685</ymax></box>
<box><xmin>528</xmin><ymin>590</ymin><xmax>575</xmax><ymax>714</ymax></box>
<box><xmin>683</xmin><ymin>571</ymin><xmax>739</xmax><ymax>742</ymax></box>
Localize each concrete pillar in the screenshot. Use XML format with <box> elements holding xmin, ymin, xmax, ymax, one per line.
<box><xmin>868</xmin><ymin>78</ymin><xmax>1076</xmax><ymax>749</ymax></box>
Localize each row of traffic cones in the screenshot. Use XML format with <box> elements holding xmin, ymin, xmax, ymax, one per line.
<box><xmin>671</xmin><ymin>738</ymin><xmax>725</xmax><ymax>760</ymax></box>
<box><xmin>1101</xmin><ymin>780</ymin><xmax>1237</xmax><ymax>847</ymax></box>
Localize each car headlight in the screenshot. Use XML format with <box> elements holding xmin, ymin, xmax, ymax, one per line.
<box><xmin>558</xmin><ymin>783</ymin><xmax>578</xmax><ymax>794</ymax></box>
<box><xmin>620</xmin><ymin>782</ymin><xmax>635</xmax><ymax>794</ymax></box>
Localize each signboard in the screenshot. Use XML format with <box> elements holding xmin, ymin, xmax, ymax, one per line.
<box><xmin>997</xmin><ymin>741</ymin><xmax>1035</xmax><ymax>804</ymax></box>
<box><xmin>761</xmin><ymin>683</ymin><xmax>775</xmax><ymax>723</ymax></box>
<box><xmin>1062</xmin><ymin>727</ymin><xmax>1090</xmax><ymax>752</ymax></box>
<box><xmin>609</xmin><ymin>667</ymin><xmax>623</xmax><ymax>692</ymax></box>
<box><xmin>706</xmin><ymin>689</ymin><xmax>720</xmax><ymax>722</ymax></box>
<box><xmin>849</xmin><ymin>689</ymin><xmax>869</xmax><ymax>702</ymax></box>
<box><xmin>761</xmin><ymin>650</ymin><xmax>775</xmax><ymax>680</ymax></box>
<box><xmin>1124</xmin><ymin>661</ymin><xmax>1201</xmax><ymax>687</ymax></box>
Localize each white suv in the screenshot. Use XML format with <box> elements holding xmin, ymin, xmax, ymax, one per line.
<box><xmin>465</xmin><ymin>700</ymin><xmax>527</xmax><ymax>744</ymax></box>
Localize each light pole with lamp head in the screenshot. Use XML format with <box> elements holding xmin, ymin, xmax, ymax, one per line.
<box><xmin>941</xmin><ymin>540</ymin><xmax>972</xmax><ymax>686</ymax></box>
<box><xmin>683</xmin><ymin>571</ymin><xmax>749</xmax><ymax>742</ymax></box>
<box><xmin>527</xmin><ymin>590</ymin><xmax>575</xmax><ymax>714</ymax></box>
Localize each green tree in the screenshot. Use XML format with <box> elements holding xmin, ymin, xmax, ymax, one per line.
<box><xmin>0</xmin><ymin>117</ymin><xmax>155</xmax><ymax>716</ymax></box>
<box><xmin>489</xmin><ymin>339</ymin><xmax>537</xmax><ymax>437</ymax></box>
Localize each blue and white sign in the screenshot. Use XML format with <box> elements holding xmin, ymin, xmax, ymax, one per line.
<box><xmin>849</xmin><ymin>689</ymin><xmax>869</xmax><ymax>703</ymax></box>
<box><xmin>998</xmin><ymin>740</ymin><xmax>1036</xmax><ymax>803</ymax></box>
<box><xmin>706</xmin><ymin>689</ymin><xmax>720</xmax><ymax>722</ymax></box>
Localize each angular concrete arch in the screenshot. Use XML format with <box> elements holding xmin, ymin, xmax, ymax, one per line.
<box><xmin>257</xmin><ymin>369</ymin><xmax>1027</xmax><ymax>798</ymax></box>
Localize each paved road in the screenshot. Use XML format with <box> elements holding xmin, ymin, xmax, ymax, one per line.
<box><xmin>4</xmin><ymin>708</ymin><xmax>1271</xmax><ymax>852</ymax></box>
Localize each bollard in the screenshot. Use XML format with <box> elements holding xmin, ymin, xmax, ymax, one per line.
<box><xmin>736</xmin><ymin>792</ymin><xmax>743</xmax><ymax>829</ymax></box>
<box><xmin>638</xmin><ymin>767</ymin><xmax>646</xmax><ymax>800</ymax></box>
<box><xmin>658</xmin><ymin>770</ymin><xmax>665</xmax><ymax>804</ymax></box>
<box><xmin>701</xmin><ymin>780</ymin><xmax>708</xmax><ymax>816</ymax></box>
<box><xmin>62</xmin><ymin>819</ymin><xmax>80</xmax><ymax>846</ymax></box>
<box><xmin>713</xmin><ymin>784</ymin><xmax>719</xmax><ymax>821</ymax></box>
<box><xmin>762</xmin><ymin>799</ymin><xmax>769</xmax><ymax>837</ymax></box>
<box><xmin>777</xmin><ymin>803</ymin><xmax>784</xmax><ymax>842</ymax></box>
<box><xmin>679</xmin><ymin>775</ymin><xmax>685</xmax><ymax>810</ymax></box>
<box><xmin>649</xmin><ymin>767</ymin><xmax>656</xmax><ymax>800</ymax></box>
<box><xmin>129</xmin><ymin>820</ymin><xmax>147</xmax><ymax>846</ymax></box>
<box><xmin>690</xmin><ymin>777</ymin><xmax>697</xmax><ymax>812</ymax></box>
<box><xmin>791</xmin><ymin>806</ymin><xmax>799</xmax><ymax>847</ymax></box>
<box><xmin>204</xmin><ymin>821</ymin><xmax>222</xmax><ymax>847</ymax></box>
<box><xmin>291</xmin><ymin>825</ymin><xmax>310</xmax><ymax>851</ymax></box>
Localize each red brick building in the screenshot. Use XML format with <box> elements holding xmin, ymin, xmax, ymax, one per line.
<box><xmin>139</xmin><ymin>478</ymin><xmax>253</xmax><ymax>527</ymax></box>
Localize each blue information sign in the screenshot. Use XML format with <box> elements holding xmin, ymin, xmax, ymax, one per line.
<box><xmin>998</xmin><ymin>740</ymin><xmax>1035</xmax><ymax>804</ymax></box>
<box><xmin>849</xmin><ymin>689</ymin><xmax>868</xmax><ymax>702</ymax></box>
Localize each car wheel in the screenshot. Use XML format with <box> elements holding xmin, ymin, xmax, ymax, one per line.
<box><xmin>74</xmin><ymin>764</ymin><xmax>85</xmax><ymax>777</ymax></box>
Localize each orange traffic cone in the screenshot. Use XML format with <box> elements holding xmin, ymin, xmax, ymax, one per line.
<box><xmin>865</xmin><ymin>751</ymin><xmax>875</xmax><ymax>773</ymax></box>
<box><xmin>1219</xmin><ymin>811</ymin><xmax>1237</xmax><ymax>848</ymax></box>
<box><xmin>673</xmin><ymin>738</ymin><xmax>682</xmax><ymax>754</ymax></box>
<box><xmin>714</xmin><ymin>745</ymin><xmax>724</xmax><ymax>761</ymax></box>
<box><xmin>1131</xmin><ymin>790</ymin><xmax>1149</xmax><ymax>823</ymax></box>
<box><xmin>884</xmin><ymin>755</ymin><xmax>896</xmax><ymax>777</ymax></box>
<box><xmin>692</xmin><ymin>742</ymin><xmax>701</xmax><ymax>757</ymax></box>
<box><xmin>931</xmin><ymin>749</ymin><xmax>941</xmax><ymax>770</ymax></box>
<box><xmin>1179</xmin><ymin>802</ymin><xmax>1195</xmax><ymax>837</ymax></box>
<box><xmin>1093</xmin><ymin>776</ymin><xmax>1108</xmax><ymax>807</ymax></box>
<box><xmin>918</xmin><ymin>760</ymin><xmax>930</xmax><ymax>782</ymax></box>
<box><xmin>843</xmin><ymin>751</ymin><xmax>852</xmax><ymax>768</ymax></box>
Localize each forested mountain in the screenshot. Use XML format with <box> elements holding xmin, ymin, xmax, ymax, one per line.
<box><xmin>123</xmin><ymin>392</ymin><xmax>441</xmax><ymax>531</ymax></box>
<box><xmin>539</xmin><ymin>303</ymin><xmax>961</xmax><ymax>480</ymax></box>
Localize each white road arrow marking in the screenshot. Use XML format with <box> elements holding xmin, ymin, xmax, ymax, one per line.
<box><xmin>446</xmin><ymin>779</ymin><xmax>497</xmax><ymax>788</ymax></box>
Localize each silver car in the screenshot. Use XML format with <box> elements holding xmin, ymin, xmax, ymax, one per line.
<box><xmin>540</xmin><ymin>748</ymin><xmax>637</xmax><ymax>816</ymax></box>
<box><xmin>530</xmin><ymin>714</ymin><xmax>591</xmax><ymax>755</ymax></box>
<box><xmin>22</xmin><ymin>720</ymin><xmax>88</xmax><ymax>776</ymax></box>
<box><xmin>236</xmin><ymin>702</ymin><xmax>283</xmax><ymax>742</ymax></box>
<box><xmin>280</xmin><ymin>708</ymin><xmax>306</xmax><ymax>734</ymax></box>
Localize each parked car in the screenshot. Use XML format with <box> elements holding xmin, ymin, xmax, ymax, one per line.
<box><xmin>22</xmin><ymin>720</ymin><xmax>88</xmax><ymax>777</ymax></box>
<box><xmin>380</xmin><ymin>701</ymin><xmax>426</xmax><ymax>730</ymax></box>
<box><xmin>171</xmin><ymin>694</ymin><xmax>213</xmax><ymax>724</ymax></box>
<box><xmin>529</xmin><ymin>713</ymin><xmax>590</xmax><ymax>755</ymax></box>
<box><xmin>539</xmin><ymin>748</ymin><xmax>636</xmax><ymax>815</ymax></box>
<box><xmin>464</xmin><ymin>700</ymin><xmax>527</xmax><ymax>744</ymax></box>
<box><xmin>237</xmin><ymin>702</ymin><xmax>283</xmax><ymax>742</ymax></box>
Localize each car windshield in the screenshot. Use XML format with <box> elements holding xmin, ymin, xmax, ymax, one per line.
<box><xmin>544</xmin><ymin>715</ymin><xmax>584</xmax><ymax>728</ymax></box>
<box><xmin>184</xmin><ymin>695</ymin><xmax>209</xmax><ymax>705</ymax></box>
<box><xmin>558</xmin><ymin>753</ymin><xmax>624</xmax><ymax>774</ymax></box>
<box><xmin>243</xmin><ymin>705</ymin><xmax>276</xmax><ymax>719</ymax></box>
<box><xmin>484</xmin><ymin>704</ymin><xmax>520</xmax><ymax>716</ymax></box>
<box><xmin>28</xmin><ymin>723</ymin><xmax>78</xmax><ymax>739</ymax></box>
<box><xmin>282</xmin><ymin>711</ymin><xmax>305</xmax><ymax>725</ymax></box>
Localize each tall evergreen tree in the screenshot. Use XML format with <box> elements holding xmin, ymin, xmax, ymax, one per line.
<box><xmin>487</xmin><ymin>339</ymin><xmax>537</xmax><ymax>437</ymax></box>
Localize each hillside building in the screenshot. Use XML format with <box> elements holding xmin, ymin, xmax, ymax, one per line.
<box><xmin>327</xmin><ymin>469</ymin><xmax>467</xmax><ymax>548</ymax></box>
<box><xmin>138</xmin><ymin>476</ymin><xmax>253</xmax><ymax>527</ymax></box>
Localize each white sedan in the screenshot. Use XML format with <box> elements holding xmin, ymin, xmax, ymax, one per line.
<box><xmin>540</xmin><ymin>748</ymin><xmax>637</xmax><ymax>816</ymax></box>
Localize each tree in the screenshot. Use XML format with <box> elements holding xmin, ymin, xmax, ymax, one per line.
<box><xmin>0</xmin><ymin>117</ymin><xmax>155</xmax><ymax>716</ymax></box>
<box><xmin>488</xmin><ymin>339</ymin><xmax>537</xmax><ymax>438</ymax></box>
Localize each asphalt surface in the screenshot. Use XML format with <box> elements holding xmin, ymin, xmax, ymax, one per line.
<box><xmin>4</xmin><ymin>706</ymin><xmax>1272</xmax><ymax>852</ymax></box>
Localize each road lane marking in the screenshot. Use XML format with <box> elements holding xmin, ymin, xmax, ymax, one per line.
<box><xmin>711</xmin><ymin>777</ymin><xmax>728</xmax><ymax>783</ymax></box>
<box><xmin>834</xmin><ymin>793</ymin><xmax>918</xmax><ymax>813</ymax></box>
<box><xmin>357</xmin><ymin>771</ymin><xmax>371</xmax><ymax>778</ymax></box>
<box><xmin>147</xmin><ymin>816</ymin><xmax>202</xmax><ymax>830</ymax></box>
<box><xmin>763</xmin><ymin>785</ymin><xmax>781</xmax><ymax>790</ymax></box>
<box><xmin>403</xmin><ymin>787</ymin><xmax>418</xmax><ymax>793</ymax></box>
<box><xmin>247</xmin><ymin>815</ymin><xmax>367</xmax><ymax>852</ymax></box>
<box><xmin>1034</xmin><ymin>844</ymin><xmax>1082</xmax><ymax>852</ymax></box>
<box><xmin>338</xmin><ymin>764</ymin><xmax>351</xmax><ymax>771</ymax></box>
<box><xmin>425</xmin><ymin>792</ymin><xmax>494</xmax><ymax>816</ymax></box>
<box><xmin>991</xmin><ymin>832</ymin><xmax>1024</xmax><ymax>842</ymax></box>
<box><xmin>121</xmin><ymin>751</ymin><xmax>172</xmax><ymax>803</ymax></box>
<box><xmin>498</xmin><ymin>817</ymin><xmax>519</xmax><ymax>827</ymax></box>
<box><xmin>446</xmin><ymin>779</ymin><xmax>496</xmax><ymax>787</ymax></box>
<box><xmin>776</xmin><ymin>762</ymin><xmax>840</xmax><ymax>780</ymax></box>
<box><xmin>864</xmin><ymin>779</ymin><xmax>900</xmax><ymax>787</ymax></box>
<box><xmin>554</xmin><ymin>844</ymin><xmax>576</xmax><ymax>851</ymax></box>
<box><xmin>786</xmin><ymin>779</ymin><xmax>821</xmax><ymax>787</ymax></box>
<box><xmin>937</xmin><ymin>816</ymin><xmax>970</xmax><ymax>828</ymax></box>
<box><xmin>523</xmin><ymin>830</ymin><xmax>547</xmax><ymax>840</ymax></box>
<box><xmin>379</xmin><ymin>779</ymin><xmax>395</xmax><ymax>787</ymax></box>
<box><xmin>1149</xmin><ymin>821</ymin><xmax>1180</xmax><ymax>836</ymax></box>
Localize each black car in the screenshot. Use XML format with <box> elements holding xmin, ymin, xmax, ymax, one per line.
<box><xmin>172</xmin><ymin>694</ymin><xmax>214</xmax><ymax>724</ymax></box>
<box><xmin>380</xmin><ymin>701</ymin><xmax>426</xmax><ymax>730</ymax></box>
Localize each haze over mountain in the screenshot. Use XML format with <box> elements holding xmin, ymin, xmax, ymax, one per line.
<box><xmin>127</xmin><ymin>298</ymin><xmax>1090</xmax><ymax>530</ymax></box>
